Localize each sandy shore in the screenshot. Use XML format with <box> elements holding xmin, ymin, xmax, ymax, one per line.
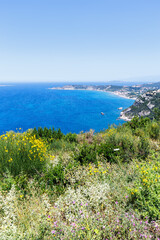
<box><xmin>109</xmin><ymin>91</ymin><xmax>137</xmax><ymax>100</ymax></box>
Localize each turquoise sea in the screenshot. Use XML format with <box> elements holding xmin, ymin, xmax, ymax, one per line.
<box><xmin>0</xmin><ymin>83</ymin><xmax>134</xmax><ymax>134</ymax></box>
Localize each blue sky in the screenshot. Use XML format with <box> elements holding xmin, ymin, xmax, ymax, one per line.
<box><xmin>0</xmin><ymin>0</ymin><xmax>160</xmax><ymax>82</ymax></box>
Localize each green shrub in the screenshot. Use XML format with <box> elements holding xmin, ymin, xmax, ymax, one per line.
<box><xmin>107</xmin><ymin>130</ymin><xmax>139</xmax><ymax>161</ymax></box>
<box><xmin>148</xmin><ymin>121</ymin><xmax>160</xmax><ymax>139</ymax></box>
<box><xmin>138</xmin><ymin>136</ymin><xmax>150</xmax><ymax>159</ymax></box>
<box><xmin>97</xmin><ymin>142</ymin><xmax>121</xmax><ymax>163</ymax></box>
<box><xmin>32</xmin><ymin>126</ymin><xmax>64</xmax><ymax>142</ymax></box>
<box><xmin>134</xmin><ymin>128</ymin><xmax>145</xmax><ymax>137</ymax></box>
<box><xmin>127</xmin><ymin>116</ymin><xmax>151</xmax><ymax>131</ymax></box>
<box><xmin>153</xmin><ymin>107</ymin><xmax>160</xmax><ymax>120</ymax></box>
<box><xmin>0</xmin><ymin>131</ymin><xmax>47</xmax><ymax>177</ymax></box>
<box><xmin>38</xmin><ymin>162</ymin><xmax>65</xmax><ymax>195</ymax></box>
<box><xmin>74</xmin><ymin>144</ymin><xmax>97</xmax><ymax>165</ymax></box>
<box><xmin>104</xmin><ymin>126</ymin><xmax>150</xmax><ymax>161</ymax></box>
<box><xmin>65</xmin><ymin>132</ymin><xmax>78</xmax><ymax>143</ymax></box>
<box><xmin>49</xmin><ymin>139</ymin><xmax>63</xmax><ymax>151</ymax></box>
<box><xmin>0</xmin><ymin>171</ymin><xmax>15</xmax><ymax>191</ymax></box>
<box><xmin>128</xmin><ymin>159</ymin><xmax>160</xmax><ymax>220</ymax></box>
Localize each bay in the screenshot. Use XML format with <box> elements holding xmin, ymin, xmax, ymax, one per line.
<box><xmin>0</xmin><ymin>83</ymin><xmax>134</xmax><ymax>134</ymax></box>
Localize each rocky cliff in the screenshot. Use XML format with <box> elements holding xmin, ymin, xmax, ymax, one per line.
<box><xmin>120</xmin><ymin>89</ymin><xmax>160</xmax><ymax>121</ymax></box>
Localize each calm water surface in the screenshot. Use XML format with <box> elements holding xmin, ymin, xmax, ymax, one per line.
<box><xmin>0</xmin><ymin>83</ymin><xmax>134</xmax><ymax>134</ymax></box>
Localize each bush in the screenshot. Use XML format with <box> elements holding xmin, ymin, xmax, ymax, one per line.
<box><xmin>106</xmin><ymin>129</ymin><xmax>139</xmax><ymax>161</ymax></box>
<box><xmin>32</xmin><ymin>126</ymin><xmax>64</xmax><ymax>142</ymax></box>
<box><xmin>127</xmin><ymin>116</ymin><xmax>151</xmax><ymax>131</ymax></box>
<box><xmin>97</xmin><ymin>142</ymin><xmax>121</xmax><ymax>163</ymax></box>
<box><xmin>74</xmin><ymin>144</ymin><xmax>97</xmax><ymax>165</ymax></box>
<box><xmin>65</xmin><ymin>132</ymin><xmax>78</xmax><ymax>143</ymax></box>
<box><xmin>38</xmin><ymin>162</ymin><xmax>65</xmax><ymax>195</ymax></box>
<box><xmin>103</xmin><ymin>126</ymin><xmax>151</xmax><ymax>161</ymax></box>
<box><xmin>128</xmin><ymin>159</ymin><xmax>160</xmax><ymax>220</ymax></box>
<box><xmin>0</xmin><ymin>131</ymin><xmax>47</xmax><ymax>177</ymax></box>
<box><xmin>138</xmin><ymin>136</ymin><xmax>150</xmax><ymax>159</ymax></box>
<box><xmin>148</xmin><ymin>121</ymin><xmax>160</xmax><ymax>139</ymax></box>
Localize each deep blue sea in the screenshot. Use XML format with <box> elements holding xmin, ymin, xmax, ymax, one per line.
<box><xmin>0</xmin><ymin>83</ymin><xmax>134</xmax><ymax>134</ymax></box>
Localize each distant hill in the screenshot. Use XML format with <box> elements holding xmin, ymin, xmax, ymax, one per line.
<box><xmin>142</xmin><ymin>81</ymin><xmax>160</xmax><ymax>88</ymax></box>
<box><xmin>49</xmin><ymin>81</ymin><xmax>160</xmax><ymax>99</ymax></box>
<box><xmin>120</xmin><ymin>89</ymin><xmax>160</xmax><ymax>121</ymax></box>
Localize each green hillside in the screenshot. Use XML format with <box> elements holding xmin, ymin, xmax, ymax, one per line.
<box><xmin>120</xmin><ymin>90</ymin><xmax>160</xmax><ymax>121</ymax></box>
<box><xmin>0</xmin><ymin>119</ymin><xmax>160</xmax><ymax>239</ymax></box>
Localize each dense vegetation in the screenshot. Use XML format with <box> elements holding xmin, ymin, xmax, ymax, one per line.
<box><xmin>0</xmin><ymin>117</ymin><xmax>160</xmax><ymax>239</ymax></box>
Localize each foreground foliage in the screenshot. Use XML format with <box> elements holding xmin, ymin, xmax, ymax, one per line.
<box><xmin>0</xmin><ymin>117</ymin><xmax>160</xmax><ymax>239</ymax></box>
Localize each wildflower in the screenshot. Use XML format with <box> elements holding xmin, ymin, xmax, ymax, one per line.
<box><xmin>51</xmin><ymin>230</ymin><xmax>56</xmax><ymax>234</ymax></box>
<box><xmin>72</xmin><ymin>201</ymin><xmax>75</xmax><ymax>204</ymax></box>
<box><xmin>8</xmin><ymin>158</ymin><xmax>13</xmax><ymax>162</ymax></box>
<box><xmin>115</xmin><ymin>201</ymin><xmax>118</xmax><ymax>204</ymax></box>
<box><xmin>81</xmin><ymin>227</ymin><xmax>85</xmax><ymax>230</ymax></box>
<box><xmin>94</xmin><ymin>229</ymin><xmax>99</xmax><ymax>234</ymax></box>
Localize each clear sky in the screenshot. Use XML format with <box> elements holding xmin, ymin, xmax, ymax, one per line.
<box><xmin>0</xmin><ymin>0</ymin><xmax>160</xmax><ymax>83</ymax></box>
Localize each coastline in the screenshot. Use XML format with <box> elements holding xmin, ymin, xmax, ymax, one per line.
<box><xmin>107</xmin><ymin>91</ymin><xmax>137</xmax><ymax>100</ymax></box>
<box><xmin>48</xmin><ymin>87</ymin><xmax>137</xmax><ymax>100</ymax></box>
<box><xmin>118</xmin><ymin>112</ymin><xmax>133</xmax><ymax>121</ymax></box>
<box><xmin>49</xmin><ymin>86</ymin><xmax>136</xmax><ymax>122</ymax></box>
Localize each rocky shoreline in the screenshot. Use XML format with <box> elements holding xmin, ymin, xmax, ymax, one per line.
<box><xmin>119</xmin><ymin>89</ymin><xmax>160</xmax><ymax>121</ymax></box>
<box><xmin>119</xmin><ymin>109</ymin><xmax>133</xmax><ymax>121</ymax></box>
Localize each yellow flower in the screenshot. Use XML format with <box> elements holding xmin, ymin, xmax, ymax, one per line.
<box><xmin>94</xmin><ymin>229</ymin><xmax>99</xmax><ymax>234</ymax></box>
